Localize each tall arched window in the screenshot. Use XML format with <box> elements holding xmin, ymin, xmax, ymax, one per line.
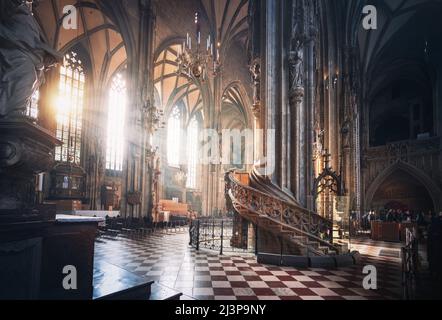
<box><xmin>167</xmin><ymin>106</ymin><xmax>182</xmax><ymax>167</ymax></box>
<box><xmin>55</xmin><ymin>52</ymin><xmax>85</xmax><ymax>163</ymax></box>
<box><xmin>186</xmin><ymin>116</ymin><xmax>199</xmax><ymax>189</ymax></box>
<box><xmin>106</xmin><ymin>73</ymin><xmax>126</xmax><ymax>171</ymax></box>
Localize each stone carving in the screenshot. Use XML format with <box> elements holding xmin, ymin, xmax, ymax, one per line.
<box><xmin>289</xmin><ymin>39</ymin><xmax>304</xmax><ymax>90</ymax></box>
<box><xmin>341</xmin><ymin>120</ymin><xmax>351</xmax><ymax>149</ymax></box>
<box><xmin>0</xmin><ymin>0</ymin><xmax>60</xmax><ymax>118</ymax></box>
<box><xmin>249</xmin><ymin>59</ymin><xmax>261</xmax><ymax>118</ymax></box>
<box><xmin>363</xmin><ymin>137</ymin><xmax>442</xmax><ymax>191</ymax></box>
<box><xmin>0</xmin><ymin>120</ymin><xmax>61</xmax><ymax>210</ymax></box>
<box><xmin>225</xmin><ymin>170</ymin><xmax>335</xmax><ymax>249</ymax></box>
<box><xmin>288</xmin><ymin>1</ymin><xmax>306</xmax><ymax>103</ymax></box>
<box><xmin>313</xmin><ymin>124</ymin><xmax>324</xmax><ymax>160</ymax></box>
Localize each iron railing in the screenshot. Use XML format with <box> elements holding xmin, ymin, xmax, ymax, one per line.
<box><xmin>402</xmin><ymin>228</ymin><xmax>419</xmax><ymax>300</ymax></box>
<box><xmin>189</xmin><ymin>218</ymin><xmax>253</xmax><ymax>255</ymax></box>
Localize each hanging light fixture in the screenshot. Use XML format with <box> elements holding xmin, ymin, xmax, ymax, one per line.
<box><xmin>176</xmin><ymin>12</ymin><xmax>221</xmax><ymax>81</ymax></box>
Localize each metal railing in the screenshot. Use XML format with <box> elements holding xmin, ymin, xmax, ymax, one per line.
<box><xmin>189</xmin><ymin>217</ymin><xmax>253</xmax><ymax>255</ymax></box>
<box><xmin>402</xmin><ymin>228</ymin><xmax>419</xmax><ymax>300</ymax></box>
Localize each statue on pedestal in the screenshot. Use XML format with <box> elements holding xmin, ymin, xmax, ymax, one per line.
<box><xmin>0</xmin><ymin>0</ymin><xmax>61</xmax><ymax>212</ymax></box>
<box><xmin>0</xmin><ymin>0</ymin><xmax>60</xmax><ymax>118</ymax></box>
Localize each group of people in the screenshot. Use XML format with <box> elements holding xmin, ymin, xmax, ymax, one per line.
<box><xmin>360</xmin><ymin>209</ymin><xmax>439</xmax><ymax>230</ymax></box>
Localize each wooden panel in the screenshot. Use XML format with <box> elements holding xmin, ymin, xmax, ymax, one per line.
<box><xmin>53</xmin><ymin>200</ymin><xmax>82</xmax><ymax>211</ymax></box>
<box><xmin>371</xmin><ymin>222</ymin><xmax>400</xmax><ymax>242</ymax></box>
<box><xmin>159</xmin><ymin>200</ymin><xmax>188</xmax><ymax>215</ymax></box>
<box><xmin>234</xmin><ymin>172</ymin><xmax>250</xmax><ymax>186</ymax></box>
<box><xmin>0</xmin><ymin>238</ymin><xmax>42</xmax><ymax>299</ymax></box>
<box><xmin>40</xmin><ymin>222</ymin><xmax>97</xmax><ymax>300</ymax></box>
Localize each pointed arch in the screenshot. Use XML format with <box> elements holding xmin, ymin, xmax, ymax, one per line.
<box><xmin>221</xmin><ymin>81</ymin><xmax>253</xmax><ymax>130</ymax></box>
<box><xmin>365</xmin><ymin>161</ymin><xmax>441</xmax><ymax>212</ymax></box>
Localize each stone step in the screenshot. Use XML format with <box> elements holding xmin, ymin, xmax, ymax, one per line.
<box><xmin>149</xmin><ymin>283</ymin><xmax>182</xmax><ymax>300</ymax></box>
<box><xmin>96</xmin><ymin>282</ymin><xmax>153</xmax><ymax>300</ymax></box>
<box><xmin>94</xmin><ymin>260</ymin><xmax>153</xmax><ymax>300</ymax></box>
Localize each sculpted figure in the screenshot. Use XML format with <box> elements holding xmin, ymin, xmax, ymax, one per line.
<box><xmin>0</xmin><ymin>0</ymin><xmax>60</xmax><ymax>118</ymax></box>
<box><xmin>289</xmin><ymin>38</ymin><xmax>304</xmax><ymax>90</ymax></box>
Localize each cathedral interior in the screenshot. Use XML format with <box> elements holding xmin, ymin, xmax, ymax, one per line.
<box><xmin>1</xmin><ymin>0</ymin><xmax>442</xmax><ymax>302</ymax></box>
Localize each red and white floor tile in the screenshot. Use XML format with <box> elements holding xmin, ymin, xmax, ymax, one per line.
<box><xmin>94</xmin><ymin>232</ymin><xmax>403</xmax><ymax>300</ymax></box>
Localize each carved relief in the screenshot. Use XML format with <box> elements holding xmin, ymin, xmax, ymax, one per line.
<box><xmin>364</xmin><ymin>137</ymin><xmax>442</xmax><ymax>191</ymax></box>
<box><xmin>313</xmin><ymin>124</ymin><xmax>324</xmax><ymax>160</ymax></box>
<box><xmin>225</xmin><ymin>171</ymin><xmax>335</xmax><ymax>249</ymax></box>
<box><xmin>249</xmin><ymin>59</ymin><xmax>261</xmax><ymax>119</ymax></box>
<box><xmin>288</xmin><ymin>0</ymin><xmax>309</xmax><ymax>104</ymax></box>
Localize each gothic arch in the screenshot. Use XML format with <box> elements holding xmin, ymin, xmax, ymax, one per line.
<box><xmin>153</xmin><ymin>42</ymin><xmax>207</xmax><ymax>119</ymax></box>
<box><xmin>34</xmin><ymin>0</ymin><xmax>128</xmax><ymax>93</ymax></box>
<box><xmin>365</xmin><ymin>161</ymin><xmax>441</xmax><ymax>212</ymax></box>
<box><xmin>221</xmin><ymin>81</ymin><xmax>253</xmax><ymax>130</ymax></box>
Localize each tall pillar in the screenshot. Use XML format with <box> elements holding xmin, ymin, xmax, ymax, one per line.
<box><xmin>263</xmin><ymin>0</ymin><xmax>279</xmax><ymax>181</ymax></box>
<box><xmin>121</xmin><ymin>0</ymin><xmax>156</xmax><ymax>220</ymax></box>
<box><xmin>288</xmin><ymin>0</ymin><xmax>308</xmax><ymax>205</ymax></box>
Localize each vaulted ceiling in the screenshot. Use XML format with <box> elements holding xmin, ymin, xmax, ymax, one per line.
<box><xmin>221</xmin><ymin>85</ymin><xmax>248</xmax><ymax>130</ymax></box>
<box><xmin>35</xmin><ymin>0</ymin><xmax>127</xmax><ymax>87</ymax></box>
<box><xmin>355</xmin><ymin>0</ymin><xmax>439</xmax><ymax>75</ymax></box>
<box><xmin>200</xmin><ymin>0</ymin><xmax>249</xmax><ymax>50</ymax></box>
<box><xmin>154</xmin><ymin>44</ymin><xmax>202</xmax><ymax>120</ymax></box>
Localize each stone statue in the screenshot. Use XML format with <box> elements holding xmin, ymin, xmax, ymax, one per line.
<box><xmin>289</xmin><ymin>39</ymin><xmax>304</xmax><ymax>90</ymax></box>
<box><xmin>0</xmin><ymin>0</ymin><xmax>60</xmax><ymax>118</ymax></box>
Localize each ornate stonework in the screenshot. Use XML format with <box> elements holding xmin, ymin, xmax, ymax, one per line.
<box><xmin>249</xmin><ymin>58</ymin><xmax>261</xmax><ymax>119</ymax></box>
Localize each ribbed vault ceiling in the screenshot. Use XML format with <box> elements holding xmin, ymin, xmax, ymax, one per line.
<box><xmin>35</xmin><ymin>0</ymin><xmax>127</xmax><ymax>86</ymax></box>
<box><xmin>356</xmin><ymin>0</ymin><xmax>437</xmax><ymax>73</ymax></box>
<box><xmin>200</xmin><ymin>0</ymin><xmax>249</xmax><ymax>49</ymax></box>
<box><xmin>154</xmin><ymin>44</ymin><xmax>202</xmax><ymax>119</ymax></box>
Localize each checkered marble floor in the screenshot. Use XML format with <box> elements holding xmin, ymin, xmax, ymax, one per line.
<box><xmin>94</xmin><ymin>232</ymin><xmax>403</xmax><ymax>300</ymax></box>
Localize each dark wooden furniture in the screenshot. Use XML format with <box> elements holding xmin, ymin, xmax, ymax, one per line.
<box><xmin>39</xmin><ymin>217</ymin><xmax>100</xmax><ymax>300</ymax></box>
<box><xmin>371</xmin><ymin>221</ymin><xmax>401</xmax><ymax>242</ymax></box>
<box><xmin>0</xmin><ymin>215</ymin><xmax>100</xmax><ymax>300</ymax></box>
<box><xmin>371</xmin><ymin>221</ymin><xmax>418</xmax><ymax>242</ymax></box>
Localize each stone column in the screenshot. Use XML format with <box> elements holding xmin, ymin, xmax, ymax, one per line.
<box><xmin>288</xmin><ymin>0</ymin><xmax>308</xmax><ymax>205</ymax></box>
<box><xmin>263</xmin><ymin>0</ymin><xmax>279</xmax><ymax>180</ymax></box>
<box><xmin>120</xmin><ymin>0</ymin><xmax>156</xmax><ymax>220</ymax></box>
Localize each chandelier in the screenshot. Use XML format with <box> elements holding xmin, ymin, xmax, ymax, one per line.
<box><xmin>176</xmin><ymin>12</ymin><xmax>221</xmax><ymax>81</ymax></box>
